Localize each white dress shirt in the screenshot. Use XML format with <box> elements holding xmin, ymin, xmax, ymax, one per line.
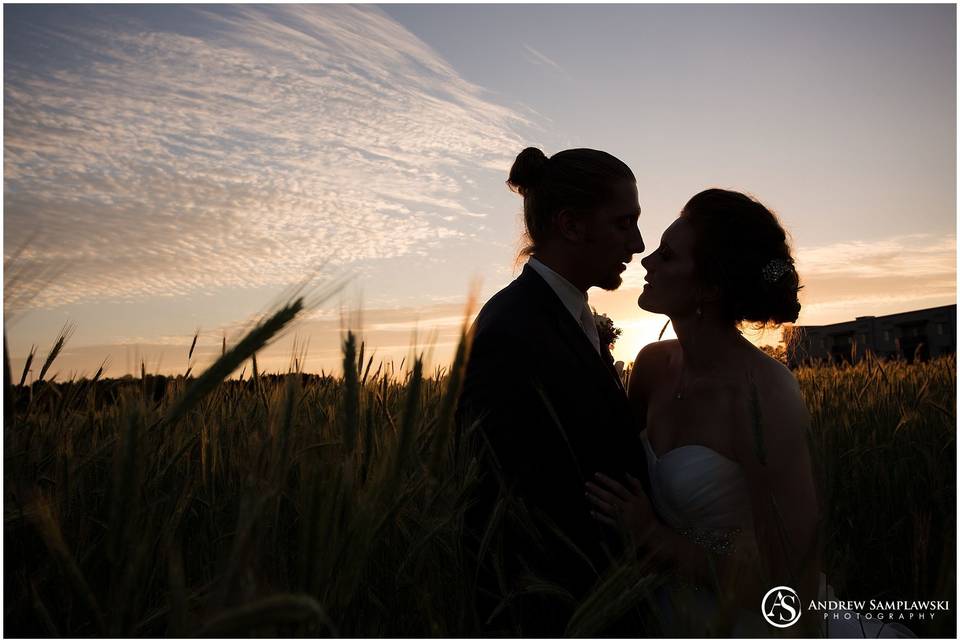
<box><xmin>527</xmin><ymin>256</ymin><xmax>602</xmax><ymax>355</ymax></box>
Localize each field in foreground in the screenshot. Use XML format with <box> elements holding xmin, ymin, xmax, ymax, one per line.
<box><xmin>4</xmin><ymin>308</ymin><xmax>956</xmax><ymax>637</ymax></box>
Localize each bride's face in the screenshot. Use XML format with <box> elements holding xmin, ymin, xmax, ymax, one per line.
<box><xmin>637</xmin><ymin>216</ymin><xmax>700</xmax><ymax>316</ymax></box>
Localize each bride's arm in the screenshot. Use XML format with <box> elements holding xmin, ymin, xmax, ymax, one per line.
<box><xmin>731</xmin><ymin>361</ymin><xmax>821</xmax><ymax>606</ymax></box>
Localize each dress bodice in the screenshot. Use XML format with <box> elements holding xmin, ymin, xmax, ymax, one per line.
<box><xmin>640</xmin><ymin>430</ymin><xmax>753</xmax><ymax>532</ymax></box>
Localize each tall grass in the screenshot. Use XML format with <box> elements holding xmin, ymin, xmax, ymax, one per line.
<box><xmin>799</xmin><ymin>352</ymin><xmax>956</xmax><ymax>619</ymax></box>
<box><xmin>3</xmin><ymin>313</ymin><xmax>955</xmax><ymax>636</ymax></box>
<box><xmin>5</xmin><ymin>308</ymin><xmax>478</xmax><ymax>636</ymax></box>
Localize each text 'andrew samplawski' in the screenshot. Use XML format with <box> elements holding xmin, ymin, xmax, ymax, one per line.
<box><xmin>809</xmin><ymin>600</ymin><xmax>951</xmax><ymax>621</ymax></box>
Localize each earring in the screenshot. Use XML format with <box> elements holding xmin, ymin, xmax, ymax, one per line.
<box><xmin>696</xmin><ymin>304</ymin><xmax>702</xmax><ymax>318</ymax></box>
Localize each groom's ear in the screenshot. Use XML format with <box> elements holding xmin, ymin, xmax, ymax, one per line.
<box><xmin>556</xmin><ymin>208</ymin><xmax>588</xmax><ymax>243</ymax></box>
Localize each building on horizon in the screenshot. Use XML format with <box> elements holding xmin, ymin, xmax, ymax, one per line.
<box><xmin>786</xmin><ymin>304</ymin><xmax>956</xmax><ymax>367</ymax></box>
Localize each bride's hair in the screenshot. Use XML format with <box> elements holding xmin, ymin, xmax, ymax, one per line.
<box><xmin>507</xmin><ymin>147</ymin><xmax>635</xmax><ymax>258</ymax></box>
<box><xmin>682</xmin><ymin>188</ymin><xmax>802</xmax><ymax>326</ymax></box>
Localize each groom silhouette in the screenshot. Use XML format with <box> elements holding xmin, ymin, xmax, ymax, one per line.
<box><xmin>457</xmin><ymin>147</ymin><xmax>651</xmax><ymax>636</ymax></box>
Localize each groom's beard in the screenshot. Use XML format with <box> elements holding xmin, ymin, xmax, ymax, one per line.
<box><xmin>597</xmin><ymin>273</ymin><xmax>623</xmax><ymax>291</ymax></box>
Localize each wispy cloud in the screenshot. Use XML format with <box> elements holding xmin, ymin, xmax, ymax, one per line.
<box><xmin>795</xmin><ymin>233</ymin><xmax>956</xmax><ymax>279</ymax></box>
<box><xmin>521</xmin><ymin>43</ymin><xmax>565</xmax><ymax>74</ymax></box>
<box><xmin>4</xmin><ymin>5</ymin><xmax>528</xmax><ymax>309</ymax></box>
<box><xmin>793</xmin><ymin>233</ymin><xmax>955</xmax><ymax>324</ymax></box>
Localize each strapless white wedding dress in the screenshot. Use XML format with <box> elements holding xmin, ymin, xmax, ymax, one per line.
<box><xmin>640</xmin><ymin>430</ymin><xmax>915</xmax><ymax>638</ymax></box>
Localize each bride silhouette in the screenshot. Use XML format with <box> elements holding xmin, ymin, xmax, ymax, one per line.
<box><xmin>586</xmin><ymin>189</ymin><xmax>914</xmax><ymax>638</ymax></box>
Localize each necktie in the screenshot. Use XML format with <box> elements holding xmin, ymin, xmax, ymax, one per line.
<box><xmin>579</xmin><ymin>303</ymin><xmax>602</xmax><ymax>355</ymax></box>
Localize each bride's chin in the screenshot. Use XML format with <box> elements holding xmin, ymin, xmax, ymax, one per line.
<box><xmin>637</xmin><ymin>299</ymin><xmax>669</xmax><ymax>317</ymax></box>
<box><xmin>637</xmin><ymin>293</ymin><xmax>655</xmax><ymax>312</ymax></box>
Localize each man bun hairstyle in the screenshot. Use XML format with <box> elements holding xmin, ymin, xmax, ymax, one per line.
<box><xmin>507</xmin><ymin>147</ymin><xmax>635</xmax><ymax>258</ymax></box>
<box><xmin>682</xmin><ymin>188</ymin><xmax>801</xmax><ymax>326</ymax></box>
<box><xmin>506</xmin><ymin>147</ymin><xmax>549</xmax><ymax>197</ymax></box>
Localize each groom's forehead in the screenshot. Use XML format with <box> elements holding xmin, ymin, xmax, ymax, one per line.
<box><xmin>606</xmin><ymin>180</ymin><xmax>640</xmax><ymax>207</ymax></box>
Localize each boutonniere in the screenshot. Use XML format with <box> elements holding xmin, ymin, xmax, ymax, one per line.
<box><xmin>592</xmin><ymin>309</ymin><xmax>622</xmax><ymax>351</ymax></box>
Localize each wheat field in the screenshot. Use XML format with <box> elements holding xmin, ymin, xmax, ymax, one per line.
<box><xmin>3</xmin><ymin>300</ymin><xmax>955</xmax><ymax>637</ymax></box>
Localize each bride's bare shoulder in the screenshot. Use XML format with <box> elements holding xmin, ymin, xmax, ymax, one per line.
<box><xmin>628</xmin><ymin>339</ymin><xmax>679</xmax><ymax>398</ymax></box>
<box><xmin>633</xmin><ymin>339</ymin><xmax>679</xmax><ymax>368</ymax></box>
<box><xmin>748</xmin><ymin>348</ymin><xmax>802</xmax><ymax>399</ymax></box>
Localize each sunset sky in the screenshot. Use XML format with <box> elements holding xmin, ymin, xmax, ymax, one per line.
<box><xmin>4</xmin><ymin>4</ymin><xmax>956</xmax><ymax>379</ymax></box>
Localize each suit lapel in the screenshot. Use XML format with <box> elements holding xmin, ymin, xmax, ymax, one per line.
<box><xmin>552</xmin><ymin>309</ymin><xmax>627</xmax><ymax>397</ymax></box>
<box><xmin>518</xmin><ymin>265</ymin><xmax>628</xmax><ymax>399</ymax></box>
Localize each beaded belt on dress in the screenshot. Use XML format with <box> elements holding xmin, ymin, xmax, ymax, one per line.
<box><xmin>676</xmin><ymin>526</ymin><xmax>743</xmax><ymax>556</ymax></box>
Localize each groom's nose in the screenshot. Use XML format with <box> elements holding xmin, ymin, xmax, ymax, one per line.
<box><xmin>628</xmin><ymin>226</ymin><xmax>644</xmax><ymax>255</ymax></box>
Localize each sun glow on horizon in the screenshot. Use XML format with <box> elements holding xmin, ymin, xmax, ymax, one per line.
<box><xmin>605</xmin><ymin>313</ymin><xmax>785</xmax><ymax>366</ymax></box>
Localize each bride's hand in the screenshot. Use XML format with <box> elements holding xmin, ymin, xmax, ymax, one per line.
<box><xmin>585</xmin><ymin>472</ymin><xmax>670</xmax><ymax>557</ymax></box>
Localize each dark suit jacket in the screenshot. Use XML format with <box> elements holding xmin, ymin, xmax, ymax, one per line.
<box><xmin>456</xmin><ymin>264</ymin><xmax>651</xmax><ymax>636</ymax></box>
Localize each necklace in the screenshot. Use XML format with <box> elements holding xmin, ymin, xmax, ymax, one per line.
<box><xmin>674</xmin><ymin>360</ymin><xmax>720</xmax><ymax>400</ymax></box>
<box><xmin>674</xmin><ymin>332</ymin><xmax>750</xmax><ymax>400</ymax></box>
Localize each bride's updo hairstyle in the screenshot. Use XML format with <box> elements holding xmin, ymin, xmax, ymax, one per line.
<box><xmin>507</xmin><ymin>147</ymin><xmax>635</xmax><ymax>257</ymax></box>
<box><xmin>682</xmin><ymin>188</ymin><xmax>801</xmax><ymax>326</ymax></box>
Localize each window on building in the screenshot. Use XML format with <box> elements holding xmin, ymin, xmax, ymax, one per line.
<box><xmin>937</xmin><ymin>324</ymin><xmax>944</xmax><ymax>336</ymax></box>
<box><xmin>883</xmin><ymin>331</ymin><xmax>890</xmax><ymax>342</ymax></box>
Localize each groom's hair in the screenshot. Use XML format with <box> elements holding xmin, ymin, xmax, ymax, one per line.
<box><xmin>682</xmin><ymin>188</ymin><xmax>802</xmax><ymax>326</ymax></box>
<box><xmin>506</xmin><ymin>147</ymin><xmax>635</xmax><ymax>258</ymax></box>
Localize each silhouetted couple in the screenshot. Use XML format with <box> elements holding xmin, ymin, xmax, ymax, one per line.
<box><xmin>456</xmin><ymin>148</ymin><xmax>914</xmax><ymax>638</ymax></box>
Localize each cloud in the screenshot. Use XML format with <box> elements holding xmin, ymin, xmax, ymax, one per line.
<box><xmin>795</xmin><ymin>233</ymin><xmax>956</xmax><ymax>279</ymax></box>
<box><xmin>794</xmin><ymin>233</ymin><xmax>956</xmax><ymax>324</ymax></box>
<box><xmin>521</xmin><ymin>44</ymin><xmax>565</xmax><ymax>73</ymax></box>
<box><xmin>4</xmin><ymin>5</ymin><xmax>528</xmax><ymax>309</ymax></box>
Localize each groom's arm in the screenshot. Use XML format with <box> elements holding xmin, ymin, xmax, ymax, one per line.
<box><xmin>457</xmin><ymin>323</ymin><xmax>542</xmax><ymax>483</ymax></box>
